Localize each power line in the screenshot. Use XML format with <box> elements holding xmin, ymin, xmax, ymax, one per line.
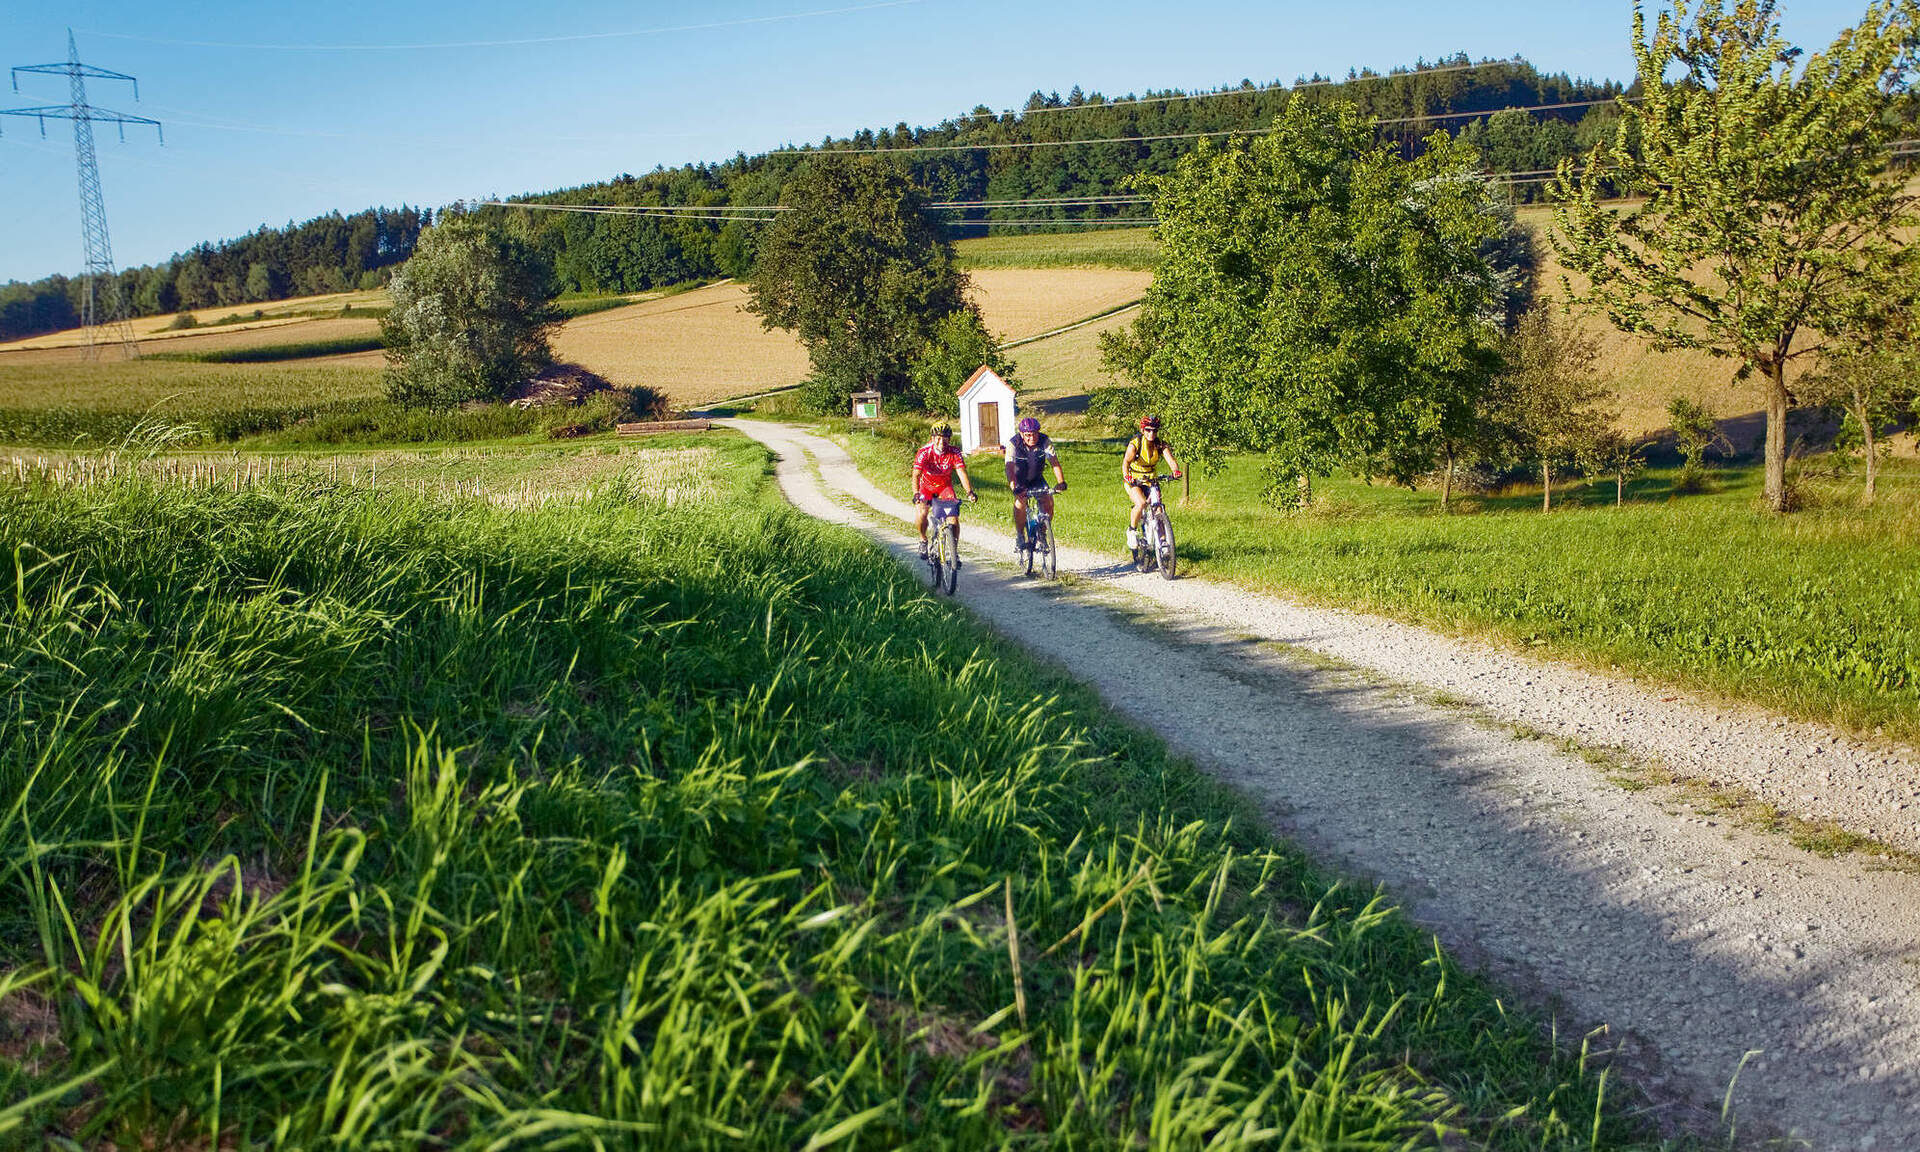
<box><xmin>85</xmin><ymin>0</ymin><xmax>922</xmax><ymax>52</ymax></box>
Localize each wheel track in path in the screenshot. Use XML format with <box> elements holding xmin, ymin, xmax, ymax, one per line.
<box><xmin>723</xmin><ymin>418</ymin><xmax>1920</xmax><ymax>1149</ymax></box>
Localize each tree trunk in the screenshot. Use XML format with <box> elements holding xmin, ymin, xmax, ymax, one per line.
<box><xmin>1860</xmin><ymin>403</ymin><xmax>1878</xmax><ymax>506</ymax></box>
<box><xmin>1541</xmin><ymin>459</ymin><xmax>1552</xmax><ymax>512</ymax></box>
<box><xmin>1296</xmin><ymin>473</ymin><xmax>1312</xmax><ymax>509</ymax></box>
<box><xmin>1763</xmin><ymin>360</ymin><xmax>1789</xmax><ymax>513</ymax></box>
<box><xmin>1441</xmin><ymin>448</ymin><xmax>1455</xmax><ymax>514</ymax></box>
<box><xmin>1615</xmin><ymin>472</ymin><xmax>1625</xmax><ymax>506</ymax></box>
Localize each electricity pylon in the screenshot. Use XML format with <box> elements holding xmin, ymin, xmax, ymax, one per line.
<box><xmin>3</xmin><ymin>31</ymin><xmax>162</xmax><ymax>359</ymax></box>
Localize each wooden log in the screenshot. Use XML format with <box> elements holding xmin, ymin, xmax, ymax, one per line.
<box><xmin>617</xmin><ymin>419</ymin><xmax>713</xmax><ymax>436</ymax></box>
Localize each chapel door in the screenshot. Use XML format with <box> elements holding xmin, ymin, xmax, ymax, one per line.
<box><xmin>979</xmin><ymin>402</ymin><xmax>1000</xmax><ymax>450</ymax></box>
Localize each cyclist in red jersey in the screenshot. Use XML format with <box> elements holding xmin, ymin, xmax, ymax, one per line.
<box><xmin>911</xmin><ymin>423</ymin><xmax>976</xmax><ymax>558</ymax></box>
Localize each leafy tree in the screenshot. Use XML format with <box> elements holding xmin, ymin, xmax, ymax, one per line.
<box><xmin>1801</xmin><ymin>321</ymin><xmax>1920</xmax><ymax>503</ymax></box>
<box><xmin>1667</xmin><ymin>395</ymin><xmax>1731</xmax><ymax>492</ymax></box>
<box><xmin>1100</xmin><ymin>99</ymin><xmax>1508</xmax><ymax>506</ymax></box>
<box><xmin>381</xmin><ymin>217</ymin><xmax>561</xmax><ymax>410</ymax></box>
<box><xmin>1485</xmin><ymin>308</ymin><xmax>1617</xmax><ymax>511</ymax></box>
<box><xmin>1553</xmin><ymin>0</ymin><xmax>1920</xmax><ymax>513</ymax></box>
<box><xmin>244</xmin><ymin>263</ymin><xmax>276</xmax><ymax>303</ymax></box>
<box><xmin>1588</xmin><ymin>427</ymin><xmax>1650</xmax><ymax>506</ymax></box>
<box><xmin>747</xmin><ymin>157</ymin><xmax>971</xmax><ymax>413</ymax></box>
<box><xmin>907</xmin><ymin>309</ymin><xmax>1014</xmax><ymax>416</ymax></box>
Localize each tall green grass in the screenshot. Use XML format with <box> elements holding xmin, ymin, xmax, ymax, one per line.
<box><xmin>843</xmin><ymin>431</ymin><xmax>1920</xmax><ymax>743</ymax></box>
<box><xmin>0</xmin><ymin>458</ymin><xmax>1661</xmax><ymax>1147</ymax></box>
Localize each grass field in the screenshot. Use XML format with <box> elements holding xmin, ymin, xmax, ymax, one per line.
<box><xmin>0</xmin><ymin>437</ymin><xmax>1662</xmax><ymax>1147</ymax></box>
<box><xmin>834</xmin><ymin>422</ymin><xmax>1920</xmax><ymax>745</ymax></box>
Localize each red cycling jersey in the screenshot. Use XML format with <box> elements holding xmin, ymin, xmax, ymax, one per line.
<box><xmin>913</xmin><ymin>441</ymin><xmax>967</xmax><ymax>501</ymax></box>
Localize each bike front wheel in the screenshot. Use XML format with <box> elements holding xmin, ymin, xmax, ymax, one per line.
<box><xmin>939</xmin><ymin>523</ymin><xmax>961</xmax><ymax>595</ymax></box>
<box><xmin>1040</xmin><ymin>519</ymin><xmax>1057</xmax><ymax>578</ymax></box>
<box><xmin>1152</xmin><ymin>506</ymin><xmax>1176</xmax><ymax>579</ymax></box>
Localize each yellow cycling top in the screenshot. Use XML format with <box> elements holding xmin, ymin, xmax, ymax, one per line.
<box><xmin>1125</xmin><ymin>434</ymin><xmax>1170</xmax><ymax>480</ymax></box>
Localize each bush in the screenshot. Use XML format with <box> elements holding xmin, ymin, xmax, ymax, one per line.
<box><xmin>907</xmin><ymin>308</ymin><xmax>1012</xmax><ymax>416</ymax></box>
<box><xmin>1667</xmin><ymin>396</ymin><xmax>1728</xmax><ymax>493</ymax></box>
<box><xmin>166</xmin><ymin>313</ymin><xmax>198</xmax><ymax>330</ymax></box>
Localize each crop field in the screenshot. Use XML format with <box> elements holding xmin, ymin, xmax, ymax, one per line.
<box><xmin>550</xmin><ymin>272</ymin><xmax>1153</xmax><ymax>410</ymax></box>
<box><xmin>838</xmin><ymin>425</ymin><xmax>1920</xmax><ymax>743</ymax></box>
<box><xmin>551</xmin><ymin>282</ymin><xmax>811</xmax><ymax>406</ymax></box>
<box><xmin>955</xmin><ymin>227</ymin><xmax>1159</xmax><ymax>270</ymax></box>
<box><xmin>0</xmin><ymin>289</ymin><xmax>389</xmax><ymax>353</ymax></box>
<box><xmin>968</xmin><ymin>268</ymin><xmax>1148</xmax><ymax>343</ymax></box>
<box><xmin>0</xmin><ymin>358</ymin><xmax>385</xmax><ymax>445</ymax></box>
<box><xmin>0</xmin><ymin>435</ymin><xmax>1654</xmax><ymax>1146</ymax></box>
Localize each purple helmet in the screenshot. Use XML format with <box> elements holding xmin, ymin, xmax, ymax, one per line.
<box><xmin>1017</xmin><ymin>416</ymin><xmax>1041</xmax><ymax>434</ymax></box>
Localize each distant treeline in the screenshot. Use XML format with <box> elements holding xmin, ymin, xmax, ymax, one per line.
<box><xmin>505</xmin><ymin>54</ymin><xmax>1622</xmax><ymax>295</ymax></box>
<box><xmin>4</xmin><ymin>55</ymin><xmax>1620</xmax><ymax>340</ymax></box>
<box><xmin>0</xmin><ymin>207</ymin><xmax>428</xmax><ymax>342</ymax></box>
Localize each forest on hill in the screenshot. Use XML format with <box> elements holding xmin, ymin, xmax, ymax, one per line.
<box><xmin>2</xmin><ymin>54</ymin><xmax>1620</xmax><ymax>341</ymax></box>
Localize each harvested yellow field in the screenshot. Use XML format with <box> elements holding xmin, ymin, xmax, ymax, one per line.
<box><xmin>968</xmin><ymin>268</ymin><xmax>1149</xmax><ymax>343</ymax></box>
<box><xmin>551</xmin><ymin>271</ymin><xmax>1152</xmax><ymax>408</ymax></box>
<box><xmin>0</xmin><ymin>316</ymin><xmax>382</xmax><ymax>367</ymax></box>
<box><xmin>1</xmin><ymin>289</ymin><xmax>387</xmax><ymax>352</ymax></box>
<box><xmin>551</xmin><ymin>282</ymin><xmax>811</xmax><ymax>407</ymax></box>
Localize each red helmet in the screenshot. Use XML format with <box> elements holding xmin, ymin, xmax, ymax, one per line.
<box><xmin>1139</xmin><ymin>415</ymin><xmax>1162</xmax><ymax>431</ymax></box>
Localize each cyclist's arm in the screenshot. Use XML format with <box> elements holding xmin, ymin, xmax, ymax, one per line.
<box><xmin>1164</xmin><ymin>448</ymin><xmax>1182</xmax><ymax>477</ymax></box>
<box><xmin>1120</xmin><ymin>440</ymin><xmax>1138</xmax><ymax>481</ymax></box>
<box><xmin>1004</xmin><ymin>454</ymin><xmax>1020</xmax><ymax>489</ymax></box>
<box><xmin>1050</xmin><ymin>452</ymin><xmax>1065</xmax><ymax>487</ymax></box>
<box><xmin>955</xmin><ymin>459</ymin><xmax>976</xmax><ymax>498</ymax></box>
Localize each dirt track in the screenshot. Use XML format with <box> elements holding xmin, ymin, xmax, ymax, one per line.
<box><xmin>723</xmin><ymin>418</ymin><xmax>1920</xmax><ymax>1150</ymax></box>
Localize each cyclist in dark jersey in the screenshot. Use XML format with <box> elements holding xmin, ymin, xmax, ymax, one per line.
<box><xmin>1005</xmin><ymin>416</ymin><xmax>1066</xmax><ymax>551</ymax></box>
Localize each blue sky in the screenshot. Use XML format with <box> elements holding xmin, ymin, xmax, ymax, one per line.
<box><xmin>0</xmin><ymin>0</ymin><xmax>1886</xmax><ymax>282</ymax></box>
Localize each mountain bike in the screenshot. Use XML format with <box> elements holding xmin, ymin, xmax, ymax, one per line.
<box><xmin>1018</xmin><ymin>484</ymin><xmax>1057</xmax><ymax>578</ymax></box>
<box><xmin>1129</xmin><ymin>476</ymin><xmax>1177</xmax><ymax>579</ymax></box>
<box><xmin>922</xmin><ymin>497</ymin><xmax>962</xmax><ymax>595</ymax></box>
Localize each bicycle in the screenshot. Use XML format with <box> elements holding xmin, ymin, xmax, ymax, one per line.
<box><xmin>1129</xmin><ymin>475</ymin><xmax>1178</xmax><ymax>579</ymax></box>
<box><xmin>922</xmin><ymin>496</ymin><xmax>963</xmax><ymax>595</ymax></box>
<box><xmin>1018</xmin><ymin>484</ymin><xmax>1057</xmax><ymax>578</ymax></box>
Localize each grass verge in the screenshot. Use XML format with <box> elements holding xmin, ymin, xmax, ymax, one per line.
<box><xmin>832</xmin><ymin>424</ymin><xmax>1920</xmax><ymax>745</ymax></box>
<box><xmin>0</xmin><ymin>447</ymin><xmax>1668</xmax><ymax>1147</ymax></box>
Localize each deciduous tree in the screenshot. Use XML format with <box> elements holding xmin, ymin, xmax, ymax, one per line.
<box><xmin>1100</xmin><ymin>100</ymin><xmax>1509</xmax><ymax>505</ymax></box>
<box><xmin>381</xmin><ymin>216</ymin><xmax>561</xmax><ymax>409</ymax></box>
<box><xmin>1485</xmin><ymin>308</ymin><xmax>1617</xmax><ymax>511</ymax></box>
<box><xmin>746</xmin><ymin>157</ymin><xmax>971</xmax><ymax>413</ymax></box>
<box><xmin>1553</xmin><ymin>0</ymin><xmax>1920</xmax><ymax>513</ymax></box>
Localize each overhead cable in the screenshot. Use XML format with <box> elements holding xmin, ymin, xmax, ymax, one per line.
<box><xmin>777</xmin><ymin>97</ymin><xmax>1640</xmax><ymax>156</ymax></box>
<box><xmin>85</xmin><ymin>0</ymin><xmax>922</xmax><ymax>51</ymax></box>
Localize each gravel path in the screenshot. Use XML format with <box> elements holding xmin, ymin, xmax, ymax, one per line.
<box><xmin>724</xmin><ymin>419</ymin><xmax>1920</xmax><ymax>1149</ymax></box>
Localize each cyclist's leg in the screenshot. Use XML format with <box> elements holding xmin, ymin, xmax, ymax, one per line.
<box><xmin>915</xmin><ymin>498</ymin><xmax>930</xmax><ymax>551</ymax></box>
<box><xmin>1011</xmin><ymin>491</ymin><xmax>1028</xmax><ymax>546</ymax></box>
<box><xmin>1040</xmin><ymin>492</ymin><xmax>1054</xmax><ymax>519</ymax></box>
<box><xmin>1126</xmin><ymin>482</ymin><xmax>1148</xmax><ymax>528</ymax></box>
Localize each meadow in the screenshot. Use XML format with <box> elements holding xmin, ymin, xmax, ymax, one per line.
<box><xmin>837</xmin><ymin>423</ymin><xmax>1920</xmax><ymax>745</ymax></box>
<box><xmin>0</xmin><ymin>436</ymin><xmax>1662</xmax><ymax>1147</ymax></box>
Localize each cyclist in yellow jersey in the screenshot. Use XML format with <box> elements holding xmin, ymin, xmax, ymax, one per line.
<box><xmin>1121</xmin><ymin>414</ymin><xmax>1181</xmax><ymax>552</ymax></box>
